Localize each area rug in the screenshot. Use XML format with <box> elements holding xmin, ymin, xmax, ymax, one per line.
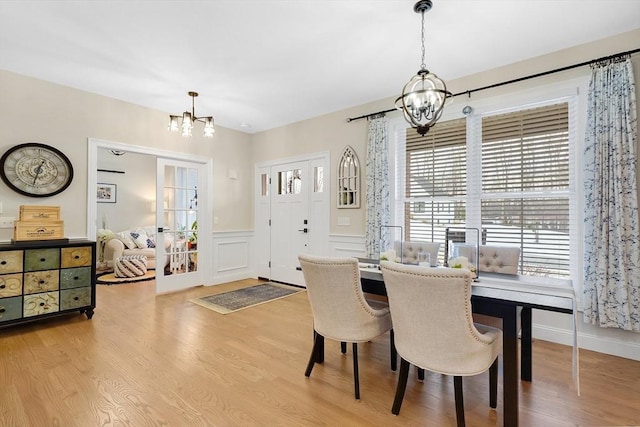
<box><xmin>190</xmin><ymin>282</ymin><xmax>304</xmax><ymax>314</ymax></box>
<box><xmin>96</xmin><ymin>270</ymin><xmax>155</xmax><ymax>285</ymax></box>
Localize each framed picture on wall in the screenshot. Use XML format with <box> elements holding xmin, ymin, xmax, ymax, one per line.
<box><xmin>97</xmin><ymin>183</ymin><xmax>117</xmax><ymax>203</ymax></box>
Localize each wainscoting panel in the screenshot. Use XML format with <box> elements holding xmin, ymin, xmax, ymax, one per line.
<box><xmin>211</xmin><ymin>231</ymin><xmax>255</xmax><ymax>285</ymax></box>
<box><xmin>328</xmin><ymin>234</ymin><xmax>366</xmax><ymax>258</ymax></box>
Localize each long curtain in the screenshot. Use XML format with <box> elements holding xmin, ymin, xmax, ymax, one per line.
<box><xmin>583</xmin><ymin>57</ymin><xmax>640</xmax><ymax>332</ymax></box>
<box><xmin>365</xmin><ymin>116</ymin><xmax>390</xmax><ymax>258</ymax></box>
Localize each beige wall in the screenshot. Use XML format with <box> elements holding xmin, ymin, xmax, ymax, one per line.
<box><xmin>252</xmin><ymin>29</ymin><xmax>640</xmax><ymax>236</ymax></box>
<box><xmin>1</xmin><ymin>29</ymin><xmax>638</xmax><ymax>240</ymax></box>
<box><xmin>0</xmin><ymin>71</ymin><xmax>253</xmax><ymax>240</ymax></box>
<box><xmin>96</xmin><ymin>148</ymin><xmax>156</xmax><ymax>232</ymax></box>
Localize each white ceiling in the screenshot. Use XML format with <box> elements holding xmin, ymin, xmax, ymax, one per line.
<box><xmin>1</xmin><ymin>1</ymin><xmax>638</xmax><ymax>133</ymax></box>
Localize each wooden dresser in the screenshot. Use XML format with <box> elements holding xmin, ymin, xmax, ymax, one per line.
<box><xmin>0</xmin><ymin>239</ymin><xmax>96</xmax><ymax>328</ymax></box>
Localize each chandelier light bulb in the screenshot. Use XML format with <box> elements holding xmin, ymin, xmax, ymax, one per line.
<box><xmin>168</xmin><ymin>115</ymin><xmax>179</xmax><ymax>132</ymax></box>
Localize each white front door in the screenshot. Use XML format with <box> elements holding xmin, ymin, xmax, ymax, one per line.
<box><xmin>270</xmin><ymin>161</ymin><xmax>309</xmax><ymax>285</ymax></box>
<box><xmin>255</xmin><ymin>153</ymin><xmax>329</xmax><ymax>287</ymax></box>
<box><xmin>155</xmin><ymin>158</ymin><xmax>208</xmax><ymax>294</ymax></box>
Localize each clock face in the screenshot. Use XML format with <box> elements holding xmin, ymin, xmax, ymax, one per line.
<box><xmin>0</xmin><ymin>143</ymin><xmax>74</xmax><ymax>197</ymax></box>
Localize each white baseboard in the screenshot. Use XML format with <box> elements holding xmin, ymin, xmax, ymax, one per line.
<box><xmin>533</xmin><ymin>324</ymin><xmax>640</xmax><ymax>361</ymax></box>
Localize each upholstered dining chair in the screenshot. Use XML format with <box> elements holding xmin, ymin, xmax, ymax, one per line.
<box><xmin>395</xmin><ymin>241</ymin><xmax>440</xmax><ymax>266</ymax></box>
<box><xmin>380</xmin><ymin>261</ymin><xmax>502</xmax><ymax>426</ymax></box>
<box><xmin>478</xmin><ymin>245</ymin><xmax>521</xmax><ymax>274</ymax></box>
<box><xmin>298</xmin><ymin>254</ymin><xmax>396</xmax><ymax>400</ymax></box>
<box><xmin>475</xmin><ymin>245</ymin><xmax>522</xmax><ymax>329</ymax></box>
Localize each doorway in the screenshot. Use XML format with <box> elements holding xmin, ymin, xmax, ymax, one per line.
<box><xmin>255</xmin><ymin>153</ymin><xmax>329</xmax><ymax>287</ymax></box>
<box><xmin>87</xmin><ymin>138</ymin><xmax>213</xmax><ymax>294</ymax></box>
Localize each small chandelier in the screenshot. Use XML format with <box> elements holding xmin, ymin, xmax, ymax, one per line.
<box><xmin>395</xmin><ymin>0</ymin><xmax>452</xmax><ymax>136</ymax></box>
<box><xmin>168</xmin><ymin>91</ymin><xmax>215</xmax><ymax>138</ymax></box>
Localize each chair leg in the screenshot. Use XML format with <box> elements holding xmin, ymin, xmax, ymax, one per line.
<box><xmin>390</xmin><ymin>329</ymin><xmax>397</xmax><ymax>371</ymax></box>
<box><xmin>305</xmin><ymin>333</ymin><xmax>324</xmax><ymax>377</ymax></box>
<box><xmin>392</xmin><ymin>358</ymin><xmax>411</xmax><ymax>415</ymax></box>
<box><xmin>352</xmin><ymin>343</ymin><xmax>360</xmax><ymax>399</ymax></box>
<box><xmin>341</xmin><ymin>341</ymin><xmax>347</xmax><ymax>354</ymax></box>
<box><xmin>418</xmin><ymin>367</ymin><xmax>425</xmax><ymax>381</ymax></box>
<box><xmin>312</xmin><ymin>330</ymin><xmax>325</xmax><ymax>363</ymax></box>
<box><xmin>454</xmin><ymin>376</ymin><xmax>465</xmax><ymax>427</ymax></box>
<box><xmin>489</xmin><ymin>358</ymin><xmax>498</xmax><ymax>409</ymax></box>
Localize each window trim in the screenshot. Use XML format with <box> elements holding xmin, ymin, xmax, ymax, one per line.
<box><xmin>390</xmin><ymin>76</ymin><xmax>588</xmax><ymax>298</ymax></box>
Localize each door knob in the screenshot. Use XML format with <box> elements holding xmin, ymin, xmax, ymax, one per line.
<box><xmin>298</xmin><ymin>228</ymin><xmax>308</xmax><ymax>233</ymax></box>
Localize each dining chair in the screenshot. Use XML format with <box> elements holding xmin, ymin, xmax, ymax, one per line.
<box><xmin>478</xmin><ymin>245</ymin><xmax>520</xmax><ymax>274</ymax></box>
<box><xmin>298</xmin><ymin>254</ymin><xmax>396</xmax><ymax>400</ymax></box>
<box><xmin>394</xmin><ymin>240</ymin><xmax>440</xmax><ymax>266</ymax></box>
<box><xmin>475</xmin><ymin>245</ymin><xmax>522</xmax><ymax>330</ymax></box>
<box><xmin>380</xmin><ymin>261</ymin><xmax>502</xmax><ymax>426</ymax></box>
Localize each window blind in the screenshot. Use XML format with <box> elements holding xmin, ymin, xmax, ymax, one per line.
<box><xmin>405</xmin><ymin>118</ymin><xmax>466</xmax><ymax>254</ymax></box>
<box><xmin>401</xmin><ymin>103</ymin><xmax>571</xmax><ymax>277</ymax></box>
<box><xmin>481</xmin><ymin>103</ymin><xmax>570</xmax><ymax>277</ymax></box>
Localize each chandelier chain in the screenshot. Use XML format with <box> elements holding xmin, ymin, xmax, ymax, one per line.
<box><xmin>420</xmin><ymin>10</ymin><xmax>426</xmax><ymax>70</ymax></box>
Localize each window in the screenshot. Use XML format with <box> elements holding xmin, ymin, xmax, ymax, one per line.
<box><xmin>480</xmin><ymin>104</ymin><xmax>570</xmax><ymax>277</ymax></box>
<box><xmin>400</xmin><ymin>102</ymin><xmax>573</xmax><ymax>278</ymax></box>
<box><xmin>404</xmin><ymin>118</ymin><xmax>467</xmax><ymax>252</ymax></box>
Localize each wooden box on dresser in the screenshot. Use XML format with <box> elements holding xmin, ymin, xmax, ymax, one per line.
<box><xmin>0</xmin><ymin>239</ymin><xmax>96</xmax><ymax>328</ymax></box>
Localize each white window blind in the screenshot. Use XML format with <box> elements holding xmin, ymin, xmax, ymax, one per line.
<box><xmin>405</xmin><ymin>118</ymin><xmax>467</xmax><ymax>258</ymax></box>
<box><xmin>481</xmin><ymin>103</ymin><xmax>570</xmax><ymax>277</ymax></box>
<box><xmin>402</xmin><ymin>102</ymin><xmax>572</xmax><ymax>277</ymax></box>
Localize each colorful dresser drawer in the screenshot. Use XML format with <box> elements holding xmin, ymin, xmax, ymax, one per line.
<box><xmin>0</xmin><ymin>250</ymin><xmax>23</xmax><ymax>274</ymax></box>
<box><xmin>24</xmin><ymin>248</ymin><xmax>60</xmax><ymax>272</ymax></box>
<box><xmin>0</xmin><ymin>239</ymin><xmax>95</xmax><ymax>328</ymax></box>
<box><xmin>61</xmin><ymin>247</ymin><xmax>92</xmax><ymax>268</ymax></box>
<box><xmin>0</xmin><ymin>273</ymin><xmax>23</xmax><ymax>297</ymax></box>
<box><xmin>24</xmin><ymin>270</ymin><xmax>59</xmax><ymax>294</ymax></box>
<box><xmin>23</xmin><ymin>291</ymin><xmax>59</xmax><ymax>317</ymax></box>
<box><xmin>60</xmin><ymin>267</ymin><xmax>92</xmax><ymax>289</ymax></box>
<box><xmin>60</xmin><ymin>287</ymin><xmax>91</xmax><ymax>310</ymax></box>
<box><xmin>0</xmin><ymin>296</ymin><xmax>22</xmax><ymax>323</ymax></box>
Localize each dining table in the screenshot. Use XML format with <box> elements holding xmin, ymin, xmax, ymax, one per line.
<box><xmin>357</xmin><ymin>261</ymin><xmax>577</xmax><ymax>427</ymax></box>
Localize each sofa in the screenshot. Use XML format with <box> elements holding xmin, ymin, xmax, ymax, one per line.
<box><xmin>103</xmin><ymin>226</ymin><xmax>171</xmax><ymax>270</ymax></box>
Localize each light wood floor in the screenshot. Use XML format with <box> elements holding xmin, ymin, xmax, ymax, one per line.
<box><xmin>2</xmin><ymin>278</ymin><xmax>639</xmax><ymax>426</ymax></box>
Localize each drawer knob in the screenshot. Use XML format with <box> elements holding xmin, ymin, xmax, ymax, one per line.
<box><xmin>0</xmin><ymin>284</ymin><xmax>5</xmax><ymax>289</ymax></box>
<box><xmin>74</xmin><ymin>276</ymin><xmax>79</xmax><ymax>280</ymax></box>
<box><xmin>39</xmin><ymin>280</ymin><xmax>45</xmax><ymax>285</ymax></box>
<box><xmin>0</xmin><ymin>260</ymin><xmax>6</xmax><ymax>265</ymax></box>
<box><xmin>39</xmin><ymin>302</ymin><xmax>45</xmax><ymax>307</ymax></box>
<box><xmin>40</xmin><ymin>258</ymin><xmax>46</xmax><ymax>262</ymax></box>
<box><xmin>74</xmin><ymin>296</ymin><xmax>79</xmax><ymax>301</ymax></box>
<box><xmin>0</xmin><ymin>307</ymin><xmax>5</xmax><ymax>313</ymax></box>
<box><xmin>74</xmin><ymin>255</ymin><xmax>80</xmax><ymax>259</ymax></box>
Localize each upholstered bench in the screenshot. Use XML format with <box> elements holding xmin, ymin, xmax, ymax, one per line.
<box><xmin>114</xmin><ymin>255</ymin><xmax>148</xmax><ymax>278</ymax></box>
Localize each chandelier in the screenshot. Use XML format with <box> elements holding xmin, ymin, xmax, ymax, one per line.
<box><xmin>395</xmin><ymin>0</ymin><xmax>452</xmax><ymax>136</ymax></box>
<box><xmin>168</xmin><ymin>91</ymin><xmax>215</xmax><ymax>138</ymax></box>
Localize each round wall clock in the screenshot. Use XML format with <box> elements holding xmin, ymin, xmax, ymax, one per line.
<box><xmin>0</xmin><ymin>142</ymin><xmax>74</xmax><ymax>197</ymax></box>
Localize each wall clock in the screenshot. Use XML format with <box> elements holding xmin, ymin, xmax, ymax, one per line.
<box><xmin>0</xmin><ymin>142</ymin><xmax>74</xmax><ymax>197</ymax></box>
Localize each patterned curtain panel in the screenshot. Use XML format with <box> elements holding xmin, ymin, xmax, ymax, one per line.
<box><xmin>583</xmin><ymin>57</ymin><xmax>640</xmax><ymax>332</ymax></box>
<box><xmin>365</xmin><ymin>116</ymin><xmax>390</xmax><ymax>258</ymax></box>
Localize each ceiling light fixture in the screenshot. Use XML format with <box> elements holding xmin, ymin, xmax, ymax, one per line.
<box><xmin>168</xmin><ymin>91</ymin><xmax>215</xmax><ymax>138</ymax></box>
<box><xmin>396</xmin><ymin>0</ymin><xmax>452</xmax><ymax>136</ymax></box>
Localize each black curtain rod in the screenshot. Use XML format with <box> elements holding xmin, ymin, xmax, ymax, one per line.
<box><xmin>346</xmin><ymin>47</ymin><xmax>640</xmax><ymax>123</ymax></box>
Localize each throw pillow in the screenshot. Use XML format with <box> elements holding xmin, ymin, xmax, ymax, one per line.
<box><xmin>130</xmin><ymin>230</ymin><xmax>149</xmax><ymax>249</ymax></box>
<box><xmin>116</xmin><ymin>232</ymin><xmax>137</xmax><ymax>249</ymax></box>
<box><xmin>146</xmin><ymin>235</ymin><xmax>156</xmax><ymax>248</ymax></box>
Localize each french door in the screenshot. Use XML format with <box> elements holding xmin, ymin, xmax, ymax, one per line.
<box><xmin>155</xmin><ymin>158</ymin><xmax>208</xmax><ymax>294</ymax></box>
